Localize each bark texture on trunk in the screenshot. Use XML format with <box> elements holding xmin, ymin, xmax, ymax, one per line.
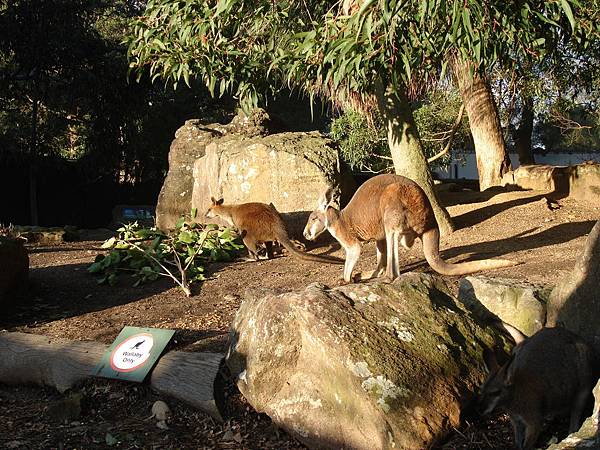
<box><xmin>514</xmin><ymin>95</ymin><xmax>535</xmax><ymax>165</ymax></box>
<box><xmin>454</xmin><ymin>61</ymin><xmax>512</xmax><ymax>191</ymax></box>
<box><xmin>377</xmin><ymin>85</ymin><xmax>454</xmax><ymax>235</ymax></box>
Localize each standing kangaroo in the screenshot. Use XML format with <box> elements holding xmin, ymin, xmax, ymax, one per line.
<box><xmin>479</xmin><ymin>326</ymin><xmax>598</xmax><ymax>450</ymax></box>
<box><xmin>303</xmin><ymin>174</ymin><xmax>517</xmax><ymax>282</ymax></box>
<box><xmin>206</xmin><ymin>197</ymin><xmax>343</xmax><ymax>264</ymax></box>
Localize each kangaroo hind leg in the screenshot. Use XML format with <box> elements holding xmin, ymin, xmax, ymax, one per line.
<box><xmin>358</xmin><ymin>239</ymin><xmax>386</xmax><ymax>281</ymax></box>
<box><xmin>242</xmin><ymin>234</ymin><xmax>260</xmax><ymax>261</ymax></box>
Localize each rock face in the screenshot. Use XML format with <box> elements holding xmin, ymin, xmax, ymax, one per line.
<box><xmin>156</xmin><ymin>109</ymin><xmax>354</xmax><ymax>234</ymax></box>
<box><xmin>458</xmin><ymin>276</ymin><xmax>549</xmax><ymax>337</ymax></box>
<box><xmin>546</xmin><ymin>378</ymin><xmax>600</xmax><ymax>450</ymax></box>
<box><xmin>502</xmin><ymin>163</ymin><xmax>600</xmax><ymax>205</ymax></box>
<box><xmin>547</xmin><ymin>220</ymin><xmax>600</xmax><ymax>354</ymax></box>
<box><xmin>156</xmin><ymin>109</ymin><xmax>281</xmax><ymax>230</ymax></box>
<box><xmin>0</xmin><ymin>236</ymin><xmax>29</xmax><ymax>306</ymax></box>
<box><xmin>227</xmin><ymin>273</ymin><xmax>504</xmax><ymax>450</ymax></box>
<box><xmin>192</xmin><ymin>131</ymin><xmax>354</xmax><ymax>237</ymax></box>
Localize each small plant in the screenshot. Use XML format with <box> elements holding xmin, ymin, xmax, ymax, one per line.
<box><xmin>88</xmin><ymin>213</ymin><xmax>244</xmax><ymax>296</ymax></box>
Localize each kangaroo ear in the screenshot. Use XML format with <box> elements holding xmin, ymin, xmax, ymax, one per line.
<box><xmin>317</xmin><ymin>186</ymin><xmax>337</xmax><ymax>212</ymax></box>
<box><xmin>325</xmin><ymin>206</ymin><xmax>340</xmax><ymax>225</ymax></box>
<box><xmin>212</xmin><ymin>197</ymin><xmax>224</xmax><ymax>205</ymax></box>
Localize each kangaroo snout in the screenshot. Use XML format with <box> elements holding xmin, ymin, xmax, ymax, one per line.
<box><xmin>303</xmin><ymin>228</ymin><xmax>315</xmax><ymax>241</ymax></box>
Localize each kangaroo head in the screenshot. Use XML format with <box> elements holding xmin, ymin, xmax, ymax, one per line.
<box><xmin>303</xmin><ymin>186</ymin><xmax>340</xmax><ymax>240</ymax></box>
<box><xmin>478</xmin><ymin>349</ymin><xmax>514</xmax><ymax>416</ymax></box>
<box><xmin>205</xmin><ymin>197</ymin><xmax>225</xmax><ymax>218</ymax></box>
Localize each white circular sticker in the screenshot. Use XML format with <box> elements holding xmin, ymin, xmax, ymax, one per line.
<box><xmin>110</xmin><ymin>333</ymin><xmax>154</xmax><ymax>372</ymax></box>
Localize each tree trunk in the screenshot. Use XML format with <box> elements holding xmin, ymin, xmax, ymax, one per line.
<box><xmin>546</xmin><ymin>220</ymin><xmax>600</xmax><ymax>355</ymax></box>
<box><xmin>514</xmin><ymin>95</ymin><xmax>535</xmax><ymax>165</ymax></box>
<box><xmin>0</xmin><ymin>331</ymin><xmax>224</xmax><ymax>420</ymax></box>
<box><xmin>453</xmin><ymin>61</ymin><xmax>512</xmax><ymax>191</ymax></box>
<box><xmin>376</xmin><ymin>84</ymin><xmax>454</xmax><ymax>235</ymax></box>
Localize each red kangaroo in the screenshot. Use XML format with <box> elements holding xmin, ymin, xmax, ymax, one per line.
<box><xmin>303</xmin><ymin>174</ymin><xmax>518</xmax><ymax>282</ymax></box>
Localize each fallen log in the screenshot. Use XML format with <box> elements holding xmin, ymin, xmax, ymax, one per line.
<box><xmin>0</xmin><ymin>331</ymin><xmax>224</xmax><ymax>420</ymax></box>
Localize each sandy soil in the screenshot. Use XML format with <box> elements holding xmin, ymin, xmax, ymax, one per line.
<box><xmin>2</xmin><ymin>187</ymin><xmax>598</xmax><ymax>449</ymax></box>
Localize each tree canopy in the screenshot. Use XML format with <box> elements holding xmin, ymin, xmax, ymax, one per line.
<box><xmin>128</xmin><ymin>0</ymin><xmax>597</xmax><ymax>111</ymax></box>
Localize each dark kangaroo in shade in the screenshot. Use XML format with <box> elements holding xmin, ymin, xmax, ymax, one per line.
<box><xmin>205</xmin><ymin>197</ymin><xmax>343</xmax><ymax>265</ymax></box>
<box><xmin>478</xmin><ymin>324</ymin><xmax>599</xmax><ymax>450</ymax></box>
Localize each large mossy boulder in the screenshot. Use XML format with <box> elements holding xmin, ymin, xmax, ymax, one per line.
<box><xmin>227</xmin><ymin>273</ymin><xmax>506</xmax><ymax>450</ymax></box>
<box><xmin>191</xmin><ymin>131</ymin><xmax>354</xmax><ymax>237</ymax></box>
<box><xmin>0</xmin><ymin>236</ymin><xmax>29</xmax><ymax>306</ymax></box>
<box><xmin>458</xmin><ymin>276</ymin><xmax>549</xmax><ymax>337</ymax></box>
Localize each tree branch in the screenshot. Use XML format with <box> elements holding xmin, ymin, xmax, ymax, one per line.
<box><xmin>427</xmin><ymin>103</ymin><xmax>465</xmax><ymax>164</ymax></box>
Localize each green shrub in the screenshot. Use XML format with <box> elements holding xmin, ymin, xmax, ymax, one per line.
<box><xmin>88</xmin><ymin>214</ymin><xmax>244</xmax><ymax>296</ymax></box>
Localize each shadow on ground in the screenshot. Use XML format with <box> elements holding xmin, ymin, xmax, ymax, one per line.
<box><xmin>1</xmin><ymin>262</ymin><xmax>174</xmax><ymax>328</ymax></box>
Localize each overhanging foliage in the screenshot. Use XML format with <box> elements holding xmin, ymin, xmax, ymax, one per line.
<box><xmin>127</xmin><ymin>0</ymin><xmax>597</xmax><ymax>111</ymax></box>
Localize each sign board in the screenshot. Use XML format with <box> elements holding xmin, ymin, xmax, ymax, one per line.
<box><xmin>92</xmin><ymin>326</ymin><xmax>175</xmax><ymax>382</ymax></box>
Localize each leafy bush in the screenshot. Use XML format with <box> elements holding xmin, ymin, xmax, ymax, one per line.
<box><xmin>329</xmin><ymin>110</ymin><xmax>391</xmax><ymax>173</ymax></box>
<box><xmin>88</xmin><ymin>216</ymin><xmax>244</xmax><ymax>296</ymax></box>
<box><xmin>330</xmin><ymin>90</ymin><xmax>470</xmax><ymax>173</ymax></box>
<box><xmin>412</xmin><ymin>89</ymin><xmax>471</xmax><ymax>164</ymax></box>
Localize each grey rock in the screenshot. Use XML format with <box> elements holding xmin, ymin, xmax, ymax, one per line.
<box><xmin>501</xmin><ymin>163</ymin><xmax>600</xmax><ymax>206</ymax></box>
<box><xmin>458</xmin><ymin>276</ymin><xmax>549</xmax><ymax>337</ymax></box>
<box><xmin>191</xmin><ymin>130</ymin><xmax>354</xmax><ymax>238</ymax></box>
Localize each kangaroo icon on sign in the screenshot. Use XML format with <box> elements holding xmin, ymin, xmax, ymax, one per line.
<box><xmin>110</xmin><ymin>333</ymin><xmax>154</xmax><ymax>372</ymax></box>
<box><xmin>131</xmin><ymin>340</ymin><xmax>145</xmax><ymax>350</ymax></box>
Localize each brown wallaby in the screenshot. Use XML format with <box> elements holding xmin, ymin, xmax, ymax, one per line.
<box><xmin>479</xmin><ymin>325</ymin><xmax>599</xmax><ymax>450</ymax></box>
<box><xmin>205</xmin><ymin>197</ymin><xmax>343</xmax><ymax>264</ymax></box>
<box><xmin>303</xmin><ymin>174</ymin><xmax>518</xmax><ymax>282</ymax></box>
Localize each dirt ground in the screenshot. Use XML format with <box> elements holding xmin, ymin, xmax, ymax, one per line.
<box><xmin>2</xmin><ymin>187</ymin><xmax>599</xmax><ymax>449</ymax></box>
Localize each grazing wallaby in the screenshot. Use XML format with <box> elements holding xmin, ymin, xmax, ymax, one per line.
<box><xmin>479</xmin><ymin>326</ymin><xmax>599</xmax><ymax>450</ymax></box>
<box><xmin>303</xmin><ymin>174</ymin><xmax>518</xmax><ymax>282</ymax></box>
<box><xmin>205</xmin><ymin>197</ymin><xmax>343</xmax><ymax>264</ymax></box>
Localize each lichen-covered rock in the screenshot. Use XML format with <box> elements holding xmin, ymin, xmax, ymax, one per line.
<box><xmin>546</xmin><ymin>379</ymin><xmax>600</xmax><ymax>450</ymax></box>
<box><xmin>227</xmin><ymin>273</ymin><xmax>505</xmax><ymax>450</ymax></box>
<box><xmin>191</xmin><ymin>130</ymin><xmax>354</xmax><ymax>238</ymax></box>
<box><xmin>547</xmin><ymin>220</ymin><xmax>600</xmax><ymax>354</ymax></box>
<box><xmin>0</xmin><ymin>236</ymin><xmax>29</xmax><ymax>306</ymax></box>
<box><xmin>458</xmin><ymin>276</ymin><xmax>549</xmax><ymax>337</ymax></box>
<box><xmin>156</xmin><ymin>109</ymin><xmax>281</xmax><ymax>231</ymax></box>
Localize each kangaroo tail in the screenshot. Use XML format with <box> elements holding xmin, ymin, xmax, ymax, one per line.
<box><xmin>422</xmin><ymin>228</ymin><xmax>519</xmax><ymax>276</ymax></box>
<box><xmin>278</xmin><ymin>235</ymin><xmax>344</xmax><ymax>265</ymax></box>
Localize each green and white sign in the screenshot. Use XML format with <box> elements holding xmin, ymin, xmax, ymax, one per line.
<box><xmin>92</xmin><ymin>326</ymin><xmax>175</xmax><ymax>382</ymax></box>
